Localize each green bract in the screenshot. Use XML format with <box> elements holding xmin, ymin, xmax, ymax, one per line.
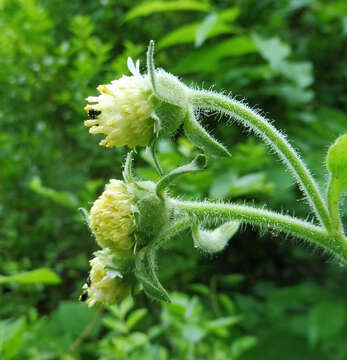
<box><xmin>192</xmin><ymin>221</ymin><xmax>240</xmax><ymax>254</ymax></box>
<box><xmin>327</xmin><ymin>135</ymin><xmax>347</xmax><ymax>185</ymax></box>
<box><xmin>326</xmin><ymin>135</ymin><xmax>347</xmax><ymax>234</ymax></box>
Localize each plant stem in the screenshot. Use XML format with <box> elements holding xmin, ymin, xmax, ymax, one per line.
<box><xmin>169</xmin><ymin>198</ymin><xmax>347</xmax><ymax>263</ymax></box>
<box><xmin>190</xmin><ymin>89</ymin><xmax>332</xmax><ymax>232</ymax></box>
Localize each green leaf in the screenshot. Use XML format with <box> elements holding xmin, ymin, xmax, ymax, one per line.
<box><xmin>184</xmin><ymin>108</ymin><xmax>230</xmax><ymax>157</ymax></box>
<box><xmin>29</xmin><ymin>176</ymin><xmax>79</xmax><ymax>208</ymax></box>
<box><xmin>253</xmin><ymin>34</ymin><xmax>291</xmax><ymax>68</ymax></box>
<box><xmin>205</xmin><ymin>315</ymin><xmax>243</xmax><ymax>330</ymax></box>
<box><xmin>0</xmin><ymin>268</ymin><xmax>61</xmax><ymax>285</ymax></box>
<box><xmin>158</xmin><ymin>22</ymin><xmax>236</xmax><ymax>49</ymax></box>
<box><xmin>174</xmin><ymin>36</ymin><xmax>256</xmax><ymax>74</ymax></box>
<box><xmin>278</xmin><ymin>61</ymin><xmax>313</xmax><ymax>88</ymax></box>
<box><xmin>158</xmin><ymin>7</ymin><xmax>240</xmax><ymax>49</ymax></box>
<box><xmin>218</xmin><ymin>7</ymin><xmax>240</xmax><ymax>22</ymax></box>
<box><xmin>0</xmin><ymin>317</ymin><xmax>26</xmax><ymax>359</ymax></box>
<box><xmin>231</xmin><ymin>336</ymin><xmax>258</xmax><ymax>359</ymax></box>
<box><xmin>182</xmin><ymin>324</ymin><xmax>206</xmax><ymax>344</ymax></box>
<box><xmin>228</xmin><ymin>172</ymin><xmax>273</xmax><ymax>197</ymax></box>
<box><xmin>195</xmin><ymin>12</ymin><xmax>218</xmax><ymax>47</ymax></box>
<box><xmin>124</xmin><ymin>1</ymin><xmax>211</xmax><ymax>21</ymax></box>
<box><xmin>192</xmin><ymin>221</ymin><xmax>240</xmax><ymax>254</ymax></box>
<box><xmin>308</xmin><ymin>302</ymin><xmax>346</xmax><ymax>346</ymax></box>
<box><xmin>126</xmin><ymin>308</ymin><xmax>148</xmax><ymax>331</ymax></box>
<box><xmin>119</xmin><ymin>296</ymin><xmax>135</xmax><ymax>319</ymax></box>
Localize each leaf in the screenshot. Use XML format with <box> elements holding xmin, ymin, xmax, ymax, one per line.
<box><xmin>192</xmin><ymin>221</ymin><xmax>240</xmax><ymax>254</ymax></box>
<box><xmin>253</xmin><ymin>34</ymin><xmax>291</xmax><ymax>68</ymax></box>
<box><xmin>158</xmin><ymin>7</ymin><xmax>240</xmax><ymax>49</ymax></box>
<box><xmin>217</xmin><ymin>274</ymin><xmax>245</xmax><ymax>287</ymax></box>
<box><xmin>278</xmin><ymin>61</ymin><xmax>313</xmax><ymax>88</ymax></box>
<box><xmin>0</xmin><ymin>317</ymin><xmax>26</xmax><ymax>359</ymax></box>
<box><xmin>124</xmin><ymin>1</ymin><xmax>211</xmax><ymax>21</ymax></box>
<box><xmin>228</xmin><ymin>172</ymin><xmax>273</xmax><ymax>197</ymax></box>
<box><xmin>205</xmin><ymin>315</ymin><xmax>243</xmax><ymax>330</ymax></box>
<box><xmin>126</xmin><ymin>309</ymin><xmax>148</xmax><ymax>331</ymax></box>
<box><xmin>219</xmin><ymin>7</ymin><xmax>240</xmax><ymax>22</ymax></box>
<box><xmin>308</xmin><ymin>302</ymin><xmax>346</xmax><ymax>346</ymax></box>
<box><xmin>174</xmin><ymin>36</ymin><xmax>257</xmax><ymax>74</ymax></box>
<box><xmin>231</xmin><ymin>336</ymin><xmax>258</xmax><ymax>359</ymax></box>
<box><xmin>29</xmin><ymin>176</ymin><xmax>79</xmax><ymax>208</ymax></box>
<box><xmin>119</xmin><ymin>296</ymin><xmax>135</xmax><ymax>319</ymax></box>
<box><xmin>158</xmin><ymin>22</ymin><xmax>236</xmax><ymax>49</ymax></box>
<box><xmin>182</xmin><ymin>324</ymin><xmax>206</xmax><ymax>344</ymax></box>
<box><xmin>0</xmin><ymin>268</ymin><xmax>61</xmax><ymax>285</ymax></box>
<box><xmin>195</xmin><ymin>12</ymin><xmax>218</xmax><ymax>47</ymax></box>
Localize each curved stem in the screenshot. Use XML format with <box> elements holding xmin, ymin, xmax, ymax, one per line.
<box><xmin>189</xmin><ymin>89</ymin><xmax>332</xmax><ymax>232</ymax></box>
<box><xmin>169</xmin><ymin>198</ymin><xmax>347</xmax><ymax>263</ymax></box>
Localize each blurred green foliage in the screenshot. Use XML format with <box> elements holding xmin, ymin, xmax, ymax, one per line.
<box><xmin>1</xmin><ymin>0</ymin><xmax>347</xmax><ymax>358</ymax></box>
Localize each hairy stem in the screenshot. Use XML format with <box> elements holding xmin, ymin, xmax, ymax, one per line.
<box><xmin>169</xmin><ymin>198</ymin><xmax>347</xmax><ymax>263</ymax></box>
<box><xmin>190</xmin><ymin>89</ymin><xmax>332</xmax><ymax>232</ymax></box>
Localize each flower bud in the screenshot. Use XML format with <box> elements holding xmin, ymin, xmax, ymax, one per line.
<box><xmin>89</xmin><ymin>180</ymin><xmax>135</xmax><ymax>256</ymax></box>
<box><xmin>85</xmin><ymin>250</ymin><xmax>130</xmax><ymax>307</ymax></box>
<box><xmin>84</xmin><ymin>59</ymin><xmax>154</xmax><ymax>148</ymax></box>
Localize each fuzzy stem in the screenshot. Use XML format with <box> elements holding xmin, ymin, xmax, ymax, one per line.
<box><xmin>189</xmin><ymin>89</ymin><xmax>332</xmax><ymax>232</ymax></box>
<box><xmin>169</xmin><ymin>198</ymin><xmax>347</xmax><ymax>263</ymax></box>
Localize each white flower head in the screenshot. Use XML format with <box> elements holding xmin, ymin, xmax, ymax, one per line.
<box><xmin>84</xmin><ymin>250</ymin><xmax>130</xmax><ymax>307</ymax></box>
<box><xmin>89</xmin><ymin>179</ymin><xmax>135</xmax><ymax>256</ymax></box>
<box><xmin>84</xmin><ymin>58</ymin><xmax>154</xmax><ymax>148</ymax></box>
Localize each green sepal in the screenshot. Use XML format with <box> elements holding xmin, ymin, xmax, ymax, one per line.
<box><xmin>135</xmin><ymin>247</ymin><xmax>171</xmax><ymax>303</ymax></box>
<box><xmin>326</xmin><ymin>135</ymin><xmax>347</xmax><ymax>233</ymax></box>
<box><xmin>78</xmin><ymin>207</ymin><xmax>90</xmax><ymax>226</ymax></box>
<box><xmin>146</xmin><ymin>41</ymin><xmax>188</xmax><ymax>137</ymax></box>
<box><xmin>192</xmin><ymin>221</ymin><xmax>240</xmax><ymax>254</ymax></box>
<box><xmin>183</xmin><ymin>107</ymin><xmax>231</xmax><ymax>157</ymax></box>
<box><xmin>122</xmin><ymin>151</ymin><xmax>135</xmax><ymax>183</ymax></box>
<box><xmin>327</xmin><ymin>135</ymin><xmax>347</xmax><ymax>189</ymax></box>
<box><xmin>146</xmin><ymin>139</ymin><xmax>163</xmax><ymax>175</ymax></box>
<box><xmin>135</xmin><ymin>194</ymin><xmax>168</xmax><ymax>237</ymax></box>
<box><xmin>127</xmin><ymin>180</ymin><xmax>168</xmax><ymax>242</ymax></box>
<box><xmin>150</xmin><ymin>95</ymin><xmax>186</xmax><ymax>137</ymax></box>
<box><xmin>156</xmin><ymin>154</ymin><xmax>207</xmax><ymax>199</ymax></box>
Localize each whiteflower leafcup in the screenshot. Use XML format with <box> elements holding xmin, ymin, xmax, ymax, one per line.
<box><xmin>89</xmin><ymin>179</ymin><xmax>135</xmax><ymax>257</ymax></box>
<box><xmin>84</xmin><ymin>59</ymin><xmax>154</xmax><ymax>148</ymax></box>
<box><xmin>78</xmin><ymin>43</ymin><xmax>347</xmax><ymax>306</ymax></box>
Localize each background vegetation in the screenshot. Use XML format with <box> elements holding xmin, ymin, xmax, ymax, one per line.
<box><xmin>1</xmin><ymin>0</ymin><xmax>347</xmax><ymax>358</ymax></box>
